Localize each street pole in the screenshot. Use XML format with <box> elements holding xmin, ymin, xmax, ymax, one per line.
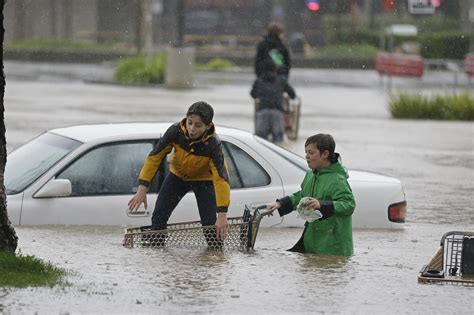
<box><xmin>176</xmin><ymin>0</ymin><xmax>184</xmax><ymax>47</ymax></box>
<box><xmin>368</xmin><ymin>0</ymin><xmax>377</xmax><ymax>29</ymax></box>
<box><xmin>143</xmin><ymin>0</ymin><xmax>153</xmax><ymax>59</ymax></box>
<box><xmin>165</xmin><ymin>0</ymin><xmax>194</xmax><ymax>88</ymax></box>
<box><xmin>135</xmin><ymin>0</ymin><xmax>153</xmax><ymax>58</ymax></box>
<box><xmin>469</xmin><ymin>0</ymin><xmax>474</xmax><ymax>52</ymax></box>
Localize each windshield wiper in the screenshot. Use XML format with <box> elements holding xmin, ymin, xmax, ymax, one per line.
<box><xmin>5</xmin><ymin>188</ymin><xmax>19</xmax><ymax>195</ymax></box>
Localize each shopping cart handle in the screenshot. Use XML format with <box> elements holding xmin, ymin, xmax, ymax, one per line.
<box><xmin>252</xmin><ymin>205</ymin><xmax>275</xmax><ymax>220</ymax></box>
<box><xmin>253</xmin><ymin>204</ymin><xmax>275</xmax><ymax>216</ymax></box>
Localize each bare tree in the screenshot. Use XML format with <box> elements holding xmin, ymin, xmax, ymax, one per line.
<box><xmin>0</xmin><ymin>0</ymin><xmax>18</xmax><ymax>252</ymax></box>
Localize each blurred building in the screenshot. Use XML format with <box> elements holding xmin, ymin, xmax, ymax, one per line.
<box><xmin>4</xmin><ymin>0</ymin><xmax>270</xmax><ymax>45</ymax></box>
<box><xmin>4</xmin><ymin>0</ymin><xmax>469</xmax><ymax>52</ymax></box>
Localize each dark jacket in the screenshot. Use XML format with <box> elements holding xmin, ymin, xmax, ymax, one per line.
<box><xmin>255</xmin><ymin>35</ymin><xmax>291</xmax><ymax>78</ymax></box>
<box><xmin>250</xmin><ymin>73</ymin><xmax>296</xmax><ymax>112</ymax></box>
<box><xmin>277</xmin><ymin>154</ymin><xmax>356</xmax><ymax>256</ymax></box>
<box><xmin>138</xmin><ymin>119</ymin><xmax>230</xmax><ymax>212</ymax></box>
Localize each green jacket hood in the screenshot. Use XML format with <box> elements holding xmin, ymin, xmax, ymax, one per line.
<box><xmin>317</xmin><ymin>153</ymin><xmax>349</xmax><ymax>179</ymax></box>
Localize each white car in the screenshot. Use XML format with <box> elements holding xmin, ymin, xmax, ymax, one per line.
<box><xmin>5</xmin><ymin>123</ymin><xmax>407</xmax><ymax>228</ymax></box>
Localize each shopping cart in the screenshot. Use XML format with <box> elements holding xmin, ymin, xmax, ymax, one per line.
<box><xmin>254</xmin><ymin>95</ymin><xmax>302</xmax><ymax>141</ymax></box>
<box><xmin>123</xmin><ymin>205</ymin><xmax>273</xmax><ymax>252</ymax></box>
<box><xmin>283</xmin><ymin>95</ymin><xmax>302</xmax><ymax>141</ymax></box>
<box><xmin>418</xmin><ymin>231</ymin><xmax>474</xmax><ymax>286</ymax></box>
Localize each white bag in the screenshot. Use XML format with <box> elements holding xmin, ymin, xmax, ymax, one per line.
<box><xmin>296</xmin><ymin>197</ymin><xmax>322</xmax><ymax>222</ymax></box>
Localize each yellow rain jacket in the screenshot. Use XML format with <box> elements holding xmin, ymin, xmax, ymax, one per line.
<box><xmin>139</xmin><ymin>119</ymin><xmax>230</xmax><ymax>212</ymax></box>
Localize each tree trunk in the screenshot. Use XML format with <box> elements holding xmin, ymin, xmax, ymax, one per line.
<box><xmin>0</xmin><ymin>0</ymin><xmax>18</xmax><ymax>252</ymax></box>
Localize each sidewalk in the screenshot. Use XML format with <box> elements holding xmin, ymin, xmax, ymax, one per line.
<box><xmin>5</xmin><ymin>60</ymin><xmax>473</xmax><ymax>90</ymax></box>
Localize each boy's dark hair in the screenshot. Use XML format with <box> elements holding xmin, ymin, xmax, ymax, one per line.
<box><xmin>267</xmin><ymin>22</ymin><xmax>284</xmax><ymax>37</ymax></box>
<box><xmin>187</xmin><ymin>101</ymin><xmax>214</xmax><ymax>125</ymax></box>
<box><xmin>305</xmin><ymin>134</ymin><xmax>336</xmax><ymax>162</ymax></box>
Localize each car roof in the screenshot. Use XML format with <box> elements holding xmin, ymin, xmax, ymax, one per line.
<box><xmin>49</xmin><ymin>122</ymin><xmax>254</xmax><ymax>143</ymax></box>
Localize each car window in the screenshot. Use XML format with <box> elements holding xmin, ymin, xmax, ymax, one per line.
<box><xmin>256</xmin><ymin>137</ymin><xmax>307</xmax><ymax>171</ymax></box>
<box><xmin>58</xmin><ymin>141</ymin><xmax>163</xmax><ymax>196</ymax></box>
<box><xmin>222</xmin><ymin>142</ymin><xmax>270</xmax><ymax>188</ymax></box>
<box><xmin>5</xmin><ymin>132</ymin><xmax>81</xmax><ymax>194</ymax></box>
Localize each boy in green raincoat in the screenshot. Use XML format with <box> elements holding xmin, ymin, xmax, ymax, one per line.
<box><xmin>268</xmin><ymin>134</ymin><xmax>356</xmax><ymax>256</ymax></box>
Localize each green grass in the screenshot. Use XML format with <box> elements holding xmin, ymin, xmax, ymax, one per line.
<box><xmin>389</xmin><ymin>92</ymin><xmax>474</xmax><ymax>120</ymax></box>
<box><xmin>114</xmin><ymin>53</ymin><xmax>166</xmax><ymax>84</ymax></box>
<box><xmin>310</xmin><ymin>44</ymin><xmax>379</xmax><ymax>59</ymax></box>
<box><xmin>0</xmin><ymin>251</ymin><xmax>65</xmax><ymax>288</ymax></box>
<box><xmin>195</xmin><ymin>58</ymin><xmax>234</xmax><ymax>71</ymax></box>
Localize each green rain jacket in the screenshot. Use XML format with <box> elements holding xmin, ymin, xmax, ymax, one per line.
<box><xmin>277</xmin><ymin>154</ymin><xmax>356</xmax><ymax>256</ymax></box>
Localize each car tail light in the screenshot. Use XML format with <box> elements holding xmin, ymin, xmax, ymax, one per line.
<box><xmin>388</xmin><ymin>201</ymin><xmax>407</xmax><ymax>223</ymax></box>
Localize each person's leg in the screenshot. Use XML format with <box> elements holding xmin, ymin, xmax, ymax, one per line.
<box><xmin>271</xmin><ymin>110</ymin><xmax>285</xmax><ymax>143</ymax></box>
<box><xmin>151</xmin><ymin>173</ymin><xmax>190</xmax><ymax>230</ymax></box>
<box><xmin>192</xmin><ymin>181</ymin><xmax>218</xmax><ymax>226</ymax></box>
<box><xmin>192</xmin><ymin>181</ymin><xmax>222</xmax><ymax>249</ymax></box>
<box><xmin>255</xmin><ymin>109</ymin><xmax>271</xmax><ymax>140</ymax></box>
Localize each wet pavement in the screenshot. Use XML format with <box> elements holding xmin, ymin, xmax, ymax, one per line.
<box><xmin>1</xmin><ymin>62</ymin><xmax>473</xmax><ymax>313</ymax></box>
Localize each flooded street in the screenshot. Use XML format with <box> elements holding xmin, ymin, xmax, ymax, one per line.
<box><xmin>2</xmin><ymin>67</ymin><xmax>473</xmax><ymax>313</ymax></box>
<box><xmin>4</xmin><ymin>224</ymin><xmax>473</xmax><ymax>313</ymax></box>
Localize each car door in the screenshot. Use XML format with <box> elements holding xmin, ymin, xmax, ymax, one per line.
<box><xmin>21</xmin><ymin>140</ymin><xmax>161</xmax><ymax>226</ymax></box>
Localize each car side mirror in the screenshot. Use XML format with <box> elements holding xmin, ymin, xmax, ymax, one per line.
<box><xmin>35</xmin><ymin>179</ymin><xmax>72</xmax><ymax>198</ymax></box>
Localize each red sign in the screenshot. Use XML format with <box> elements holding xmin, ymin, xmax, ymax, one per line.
<box><xmin>383</xmin><ymin>0</ymin><xmax>396</xmax><ymax>11</ymax></box>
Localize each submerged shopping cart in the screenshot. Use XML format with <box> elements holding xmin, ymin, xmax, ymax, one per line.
<box><xmin>418</xmin><ymin>231</ymin><xmax>474</xmax><ymax>286</ymax></box>
<box><xmin>254</xmin><ymin>95</ymin><xmax>302</xmax><ymax>141</ymax></box>
<box><xmin>123</xmin><ymin>205</ymin><xmax>273</xmax><ymax>252</ymax></box>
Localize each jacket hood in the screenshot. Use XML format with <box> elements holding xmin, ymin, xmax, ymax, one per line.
<box><xmin>179</xmin><ymin>118</ymin><xmax>215</xmax><ymax>144</ymax></box>
<box><xmin>317</xmin><ymin>153</ymin><xmax>349</xmax><ymax>178</ymax></box>
<box><xmin>263</xmin><ymin>34</ymin><xmax>282</xmax><ymax>47</ymax></box>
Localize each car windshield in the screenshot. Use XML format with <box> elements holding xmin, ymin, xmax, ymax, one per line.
<box><xmin>5</xmin><ymin>132</ymin><xmax>82</xmax><ymax>194</ymax></box>
<box><xmin>255</xmin><ymin>137</ymin><xmax>307</xmax><ymax>171</ymax></box>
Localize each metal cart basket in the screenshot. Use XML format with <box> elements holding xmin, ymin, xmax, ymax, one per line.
<box><xmin>283</xmin><ymin>96</ymin><xmax>302</xmax><ymax>141</ymax></box>
<box><xmin>254</xmin><ymin>95</ymin><xmax>302</xmax><ymax>141</ymax></box>
<box><xmin>123</xmin><ymin>205</ymin><xmax>272</xmax><ymax>252</ymax></box>
<box><xmin>418</xmin><ymin>231</ymin><xmax>474</xmax><ymax>286</ymax></box>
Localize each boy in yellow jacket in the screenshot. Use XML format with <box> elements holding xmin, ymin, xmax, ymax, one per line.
<box><xmin>128</xmin><ymin>101</ymin><xmax>230</xmax><ymax>240</ymax></box>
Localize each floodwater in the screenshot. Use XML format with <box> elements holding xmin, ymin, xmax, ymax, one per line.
<box><xmin>1</xmin><ymin>67</ymin><xmax>474</xmax><ymax>313</ymax></box>
<box><xmin>3</xmin><ymin>224</ymin><xmax>473</xmax><ymax>313</ymax></box>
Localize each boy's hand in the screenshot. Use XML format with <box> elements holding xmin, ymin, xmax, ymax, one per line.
<box><xmin>267</xmin><ymin>201</ymin><xmax>281</xmax><ymax>212</ymax></box>
<box><xmin>304</xmin><ymin>197</ymin><xmax>321</xmax><ymax>210</ymax></box>
<box><xmin>216</xmin><ymin>213</ymin><xmax>229</xmax><ymax>240</ymax></box>
<box><xmin>127</xmin><ymin>185</ymin><xmax>148</xmax><ymax>212</ymax></box>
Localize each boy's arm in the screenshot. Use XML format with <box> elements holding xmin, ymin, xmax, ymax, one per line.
<box><xmin>282</xmin><ymin>46</ymin><xmax>291</xmax><ymax>77</ymax></box>
<box><xmin>285</xmin><ymin>81</ymin><xmax>296</xmax><ymax>99</ymax></box>
<box><xmin>319</xmin><ymin>178</ymin><xmax>356</xmax><ymax>219</ymax></box>
<box><xmin>276</xmin><ymin>189</ymin><xmax>302</xmax><ymax>216</ymax></box>
<box><xmin>138</xmin><ymin>124</ymin><xmax>176</xmax><ymax>187</ymax></box>
<box><xmin>250</xmin><ymin>80</ymin><xmax>260</xmax><ymax>99</ymax></box>
<box><xmin>209</xmin><ymin>140</ymin><xmax>231</xmax><ymax>213</ymax></box>
<box><xmin>254</xmin><ymin>43</ymin><xmax>266</xmax><ymax>77</ymax></box>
